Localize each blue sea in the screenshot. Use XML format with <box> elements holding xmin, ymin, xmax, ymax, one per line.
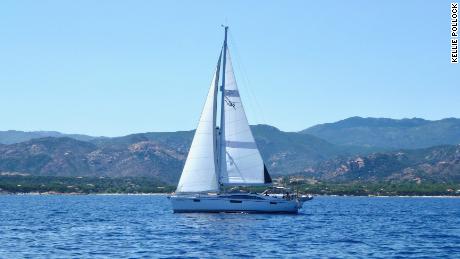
<box><xmin>0</xmin><ymin>195</ymin><xmax>459</xmax><ymax>258</ymax></box>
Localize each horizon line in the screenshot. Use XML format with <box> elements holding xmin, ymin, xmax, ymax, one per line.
<box><xmin>1</xmin><ymin>116</ymin><xmax>459</xmax><ymax>138</ymax></box>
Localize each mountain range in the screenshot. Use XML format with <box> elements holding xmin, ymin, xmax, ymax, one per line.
<box><xmin>0</xmin><ymin>130</ymin><xmax>101</xmax><ymax>145</ymax></box>
<box><xmin>302</xmin><ymin>117</ymin><xmax>460</xmax><ymax>149</ymax></box>
<box><xmin>1</xmin><ymin>117</ymin><xmax>459</xmax><ymax>184</ymax></box>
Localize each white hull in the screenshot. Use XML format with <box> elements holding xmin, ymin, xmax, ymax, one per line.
<box><xmin>169</xmin><ymin>193</ymin><xmax>304</xmax><ymax>214</ymax></box>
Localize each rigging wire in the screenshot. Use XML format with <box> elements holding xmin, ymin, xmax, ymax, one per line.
<box><xmin>228</xmin><ymin>30</ymin><xmax>268</xmax><ymax>127</ymax></box>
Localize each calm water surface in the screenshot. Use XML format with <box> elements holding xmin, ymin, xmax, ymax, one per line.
<box><xmin>0</xmin><ymin>195</ymin><xmax>459</xmax><ymax>258</ymax></box>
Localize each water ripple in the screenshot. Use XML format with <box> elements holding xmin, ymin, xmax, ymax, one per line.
<box><xmin>1</xmin><ymin>195</ymin><xmax>460</xmax><ymax>258</ymax></box>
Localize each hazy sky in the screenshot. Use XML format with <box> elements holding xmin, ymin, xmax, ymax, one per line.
<box><xmin>0</xmin><ymin>1</ymin><xmax>458</xmax><ymax>136</ymax></box>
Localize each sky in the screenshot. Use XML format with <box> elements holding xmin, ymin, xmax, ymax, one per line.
<box><xmin>0</xmin><ymin>0</ymin><xmax>458</xmax><ymax>136</ymax></box>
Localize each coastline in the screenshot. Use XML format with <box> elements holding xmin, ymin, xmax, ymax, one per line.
<box><xmin>0</xmin><ymin>192</ymin><xmax>169</xmax><ymax>196</ymax></box>
<box><xmin>1</xmin><ymin>192</ymin><xmax>459</xmax><ymax>198</ymax></box>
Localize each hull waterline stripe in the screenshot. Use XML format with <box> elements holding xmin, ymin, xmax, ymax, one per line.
<box><xmin>173</xmin><ymin>210</ymin><xmax>298</xmax><ymax>214</ymax></box>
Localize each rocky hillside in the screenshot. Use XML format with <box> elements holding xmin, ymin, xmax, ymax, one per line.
<box><xmin>299</xmin><ymin>145</ymin><xmax>460</xmax><ymax>183</ymax></box>
<box><xmin>0</xmin><ymin>137</ymin><xmax>185</xmax><ymax>183</ymax></box>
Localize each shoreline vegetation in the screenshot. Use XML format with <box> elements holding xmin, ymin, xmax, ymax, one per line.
<box><xmin>1</xmin><ymin>175</ymin><xmax>460</xmax><ymax>197</ymax></box>
<box><xmin>0</xmin><ymin>175</ymin><xmax>175</xmax><ymax>195</ymax></box>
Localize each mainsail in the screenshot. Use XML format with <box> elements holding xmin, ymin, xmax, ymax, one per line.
<box><xmin>219</xmin><ymin>48</ymin><xmax>271</xmax><ymax>185</ymax></box>
<box><xmin>176</xmin><ymin>54</ymin><xmax>221</xmax><ymax>193</ymax></box>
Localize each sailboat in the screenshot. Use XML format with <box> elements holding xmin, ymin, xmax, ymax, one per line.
<box><xmin>169</xmin><ymin>27</ymin><xmax>310</xmax><ymax>213</ymax></box>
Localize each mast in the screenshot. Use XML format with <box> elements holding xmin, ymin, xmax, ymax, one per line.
<box><xmin>212</xmin><ymin>51</ymin><xmax>222</xmax><ymax>190</ymax></box>
<box><xmin>218</xmin><ymin>26</ymin><xmax>228</xmax><ymax>186</ymax></box>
